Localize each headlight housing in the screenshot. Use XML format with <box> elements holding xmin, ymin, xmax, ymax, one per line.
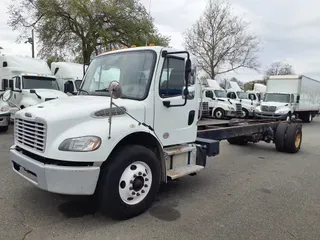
<box><xmin>59</xmin><ymin>136</ymin><xmax>101</xmax><ymax>152</ymax></box>
<box><xmin>228</xmin><ymin>106</ymin><xmax>235</xmax><ymax>110</ymax></box>
<box><xmin>0</xmin><ymin>105</ymin><xmax>9</xmax><ymax>112</ymax></box>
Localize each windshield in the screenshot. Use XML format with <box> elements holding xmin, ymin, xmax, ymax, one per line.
<box><xmin>80</xmin><ymin>50</ymin><xmax>156</xmax><ymax>100</ymax></box>
<box><xmin>264</xmin><ymin>93</ymin><xmax>290</xmax><ymax>103</ymax></box>
<box><xmin>22</xmin><ymin>76</ymin><xmax>59</xmax><ymax>90</ymax></box>
<box><xmin>237</xmin><ymin>91</ymin><xmax>248</xmax><ymax>99</ymax></box>
<box><xmin>214</xmin><ymin>90</ymin><xmax>227</xmax><ymax>98</ymax></box>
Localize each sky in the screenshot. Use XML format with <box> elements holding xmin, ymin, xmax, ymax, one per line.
<box><xmin>1</xmin><ymin>0</ymin><xmax>320</xmax><ymax>82</ymax></box>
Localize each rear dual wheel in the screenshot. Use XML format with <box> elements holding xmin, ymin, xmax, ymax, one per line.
<box><xmin>275</xmin><ymin>122</ymin><xmax>302</xmax><ymax>153</ymax></box>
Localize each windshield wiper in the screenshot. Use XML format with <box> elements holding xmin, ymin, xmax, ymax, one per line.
<box><xmin>77</xmin><ymin>89</ymin><xmax>89</xmax><ymax>95</ymax></box>
<box><xmin>95</xmin><ymin>88</ymin><xmax>109</xmax><ymax>92</ymax></box>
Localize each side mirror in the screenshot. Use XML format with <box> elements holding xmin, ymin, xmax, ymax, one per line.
<box><xmin>108</xmin><ymin>81</ymin><xmax>122</xmax><ymax>99</ymax></box>
<box><xmin>296</xmin><ymin>95</ymin><xmax>300</xmax><ymax>103</ymax></box>
<box><xmin>1</xmin><ymin>89</ymin><xmax>13</xmax><ymax>102</ymax></box>
<box><xmin>64</xmin><ymin>81</ymin><xmax>74</xmax><ymax>94</ymax></box>
<box><xmin>30</xmin><ymin>89</ymin><xmax>36</xmax><ymax>94</ymax></box>
<box><xmin>258</xmin><ymin>95</ymin><xmax>261</xmax><ymax>101</ymax></box>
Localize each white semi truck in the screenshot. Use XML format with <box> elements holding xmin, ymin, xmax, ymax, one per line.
<box><xmin>200</xmin><ymin>79</ymin><xmax>243</xmax><ymax>119</ymax></box>
<box><xmin>226</xmin><ymin>82</ymin><xmax>260</xmax><ymax>118</ymax></box>
<box><xmin>0</xmin><ymin>55</ymin><xmax>69</xmax><ymax>119</ymax></box>
<box><xmin>255</xmin><ymin>75</ymin><xmax>320</xmax><ymax>122</ymax></box>
<box><xmin>0</xmin><ymin>99</ymin><xmax>10</xmax><ymax>132</ymax></box>
<box><xmin>51</xmin><ymin>62</ymin><xmax>87</xmax><ymax>95</ymax></box>
<box><xmin>5</xmin><ymin>46</ymin><xmax>303</xmax><ymax>220</ymax></box>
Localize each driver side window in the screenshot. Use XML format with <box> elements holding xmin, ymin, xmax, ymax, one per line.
<box><xmin>159</xmin><ymin>57</ymin><xmax>185</xmax><ymax>98</ymax></box>
<box><xmin>248</xmin><ymin>93</ymin><xmax>256</xmax><ymax>100</ymax></box>
<box><xmin>227</xmin><ymin>92</ymin><xmax>236</xmax><ymax>99</ymax></box>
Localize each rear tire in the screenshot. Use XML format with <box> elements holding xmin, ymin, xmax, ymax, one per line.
<box><xmin>274</xmin><ymin>122</ymin><xmax>289</xmax><ymax>152</ymax></box>
<box><xmin>284</xmin><ymin>123</ymin><xmax>302</xmax><ymax>153</ymax></box>
<box><xmin>97</xmin><ymin>145</ymin><xmax>161</xmax><ymax>220</ymax></box>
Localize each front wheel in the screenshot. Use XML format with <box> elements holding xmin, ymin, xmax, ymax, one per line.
<box><xmin>97</xmin><ymin>145</ymin><xmax>161</xmax><ymax>220</ymax></box>
<box><xmin>242</xmin><ymin>108</ymin><xmax>249</xmax><ymax>118</ymax></box>
<box><xmin>214</xmin><ymin>108</ymin><xmax>225</xmax><ymax>119</ymax></box>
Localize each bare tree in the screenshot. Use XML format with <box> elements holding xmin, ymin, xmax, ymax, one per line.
<box><xmin>183</xmin><ymin>0</ymin><xmax>260</xmax><ymax>79</ymax></box>
<box><xmin>265</xmin><ymin>61</ymin><xmax>295</xmax><ymax>76</ymax></box>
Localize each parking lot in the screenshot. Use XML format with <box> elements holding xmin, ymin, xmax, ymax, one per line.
<box><xmin>1</xmin><ymin>119</ymin><xmax>320</xmax><ymax>240</ymax></box>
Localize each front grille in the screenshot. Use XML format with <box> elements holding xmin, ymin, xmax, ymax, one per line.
<box><xmin>201</xmin><ymin>102</ymin><xmax>210</xmax><ymax>116</ymax></box>
<box><xmin>15</xmin><ymin>118</ymin><xmax>47</xmax><ymax>152</ymax></box>
<box><xmin>261</xmin><ymin>105</ymin><xmax>277</xmax><ymax>112</ymax></box>
<box><xmin>235</xmin><ymin>103</ymin><xmax>242</xmax><ymax>113</ymax></box>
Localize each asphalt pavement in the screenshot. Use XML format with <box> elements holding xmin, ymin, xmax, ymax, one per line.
<box><xmin>0</xmin><ymin>119</ymin><xmax>319</xmax><ymax>240</ymax></box>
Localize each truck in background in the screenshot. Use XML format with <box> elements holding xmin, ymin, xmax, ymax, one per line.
<box><xmin>51</xmin><ymin>62</ymin><xmax>87</xmax><ymax>95</ymax></box>
<box><xmin>246</xmin><ymin>83</ymin><xmax>266</xmax><ymax>105</ymax></box>
<box><xmin>226</xmin><ymin>82</ymin><xmax>259</xmax><ymax>118</ymax></box>
<box><xmin>255</xmin><ymin>75</ymin><xmax>320</xmax><ymax>122</ymax></box>
<box><xmin>0</xmin><ymin>98</ymin><xmax>10</xmax><ymax>132</ymax></box>
<box><xmin>6</xmin><ymin>46</ymin><xmax>302</xmax><ymax>220</ymax></box>
<box><xmin>0</xmin><ymin>55</ymin><xmax>69</xmax><ymax>119</ymax></box>
<box><xmin>200</xmin><ymin>79</ymin><xmax>243</xmax><ymax>119</ymax></box>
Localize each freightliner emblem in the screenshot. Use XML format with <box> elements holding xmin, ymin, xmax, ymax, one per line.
<box><xmin>25</xmin><ymin>113</ymin><xmax>32</xmax><ymax>118</ymax></box>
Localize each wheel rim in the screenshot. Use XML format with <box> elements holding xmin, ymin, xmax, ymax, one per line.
<box><xmin>216</xmin><ymin>111</ymin><xmax>222</xmax><ymax>118</ymax></box>
<box><xmin>295</xmin><ymin>131</ymin><xmax>301</xmax><ymax>148</ymax></box>
<box><xmin>119</xmin><ymin>161</ymin><xmax>152</xmax><ymax>205</ymax></box>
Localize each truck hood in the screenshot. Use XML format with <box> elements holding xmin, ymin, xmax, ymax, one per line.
<box><xmin>22</xmin><ymin>89</ymin><xmax>68</xmax><ymax>101</ymax></box>
<box><xmin>261</xmin><ymin>101</ymin><xmax>288</xmax><ymax>108</ymax></box>
<box><xmin>16</xmin><ymin>95</ymin><xmax>146</xmax><ymax>124</ymax></box>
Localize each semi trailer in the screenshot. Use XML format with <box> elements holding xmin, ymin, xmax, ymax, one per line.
<box><xmin>5</xmin><ymin>46</ymin><xmax>302</xmax><ymax>220</ymax></box>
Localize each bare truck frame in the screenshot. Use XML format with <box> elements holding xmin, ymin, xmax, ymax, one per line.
<box><xmin>195</xmin><ymin>118</ymin><xmax>302</xmax><ymax>164</ymax></box>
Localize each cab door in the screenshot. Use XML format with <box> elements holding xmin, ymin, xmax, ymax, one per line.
<box><xmin>12</xmin><ymin>76</ymin><xmax>22</xmax><ymax>106</ymax></box>
<box><xmin>153</xmin><ymin>52</ymin><xmax>198</xmax><ymax>146</ymax></box>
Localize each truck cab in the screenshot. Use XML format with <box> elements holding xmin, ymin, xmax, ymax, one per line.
<box><xmin>0</xmin><ymin>98</ymin><xmax>10</xmax><ymax>132</ymax></box>
<box><xmin>201</xmin><ymin>87</ymin><xmax>243</xmax><ymax>119</ymax></box>
<box><xmin>0</xmin><ymin>55</ymin><xmax>69</xmax><ymax>119</ymax></box>
<box><xmin>9</xmin><ymin>46</ymin><xmax>219</xmax><ymax>219</ymax></box>
<box><xmin>226</xmin><ymin>90</ymin><xmax>258</xmax><ymax>118</ymax></box>
<box><xmin>51</xmin><ymin>62</ymin><xmax>87</xmax><ymax>95</ymax></box>
<box><xmin>255</xmin><ymin>92</ymin><xmax>296</xmax><ymax>120</ymax></box>
<box><xmin>2</xmin><ymin>74</ymin><xmax>68</xmax><ymax>119</ymax></box>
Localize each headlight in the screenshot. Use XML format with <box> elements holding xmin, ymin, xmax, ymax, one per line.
<box><xmin>59</xmin><ymin>136</ymin><xmax>101</xmax><ymax>152</ymax></box>
<box><xmin>0</xmin><ymin>105</ymin><xmax>9</xmax><ymax>112</ymax></box>
<box><xmin>228</xmin><ymin>106</ymin><xmax>235</xmax><ymax>110</ymax></box>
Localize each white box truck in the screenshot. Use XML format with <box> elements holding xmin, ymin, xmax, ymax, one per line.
<box><xmin>0</xmin><ymin>99</ymin><xmax>10</xmax><ymax>132</ymax></box>
<box><xmin>5</xmin><ymin>46</ymin><xmax>303</xmax><ymax>220</ymax></box>
<box><xmin>0</xmin><ymin>55</ymin><xmax>69</xmax><ymax>119</ymax></box>
<box><xmin>255</xmin><ymin>75</ymin><xmax>320</xmax><ymax>122</ymax></box>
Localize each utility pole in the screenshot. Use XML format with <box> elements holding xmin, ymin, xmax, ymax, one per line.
<box><xmin>25</xmin><ymin>29</ymin><xmax>35</xmax><ymax>58</ymax></box>
<box><xmin>145</xmin><ymin>0</ymin><xmax>152</xmax><ymax>46</ymax></box>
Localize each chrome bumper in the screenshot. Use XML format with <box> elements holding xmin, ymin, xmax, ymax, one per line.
<box><xmin>254</xmin><ymin>111</ymin><xmax>287</xmax><ymax>120</ymax></box>
<box><xmin>10</xmin><ymin>146</ymin><xmax>100</xmax><ymax>195</ymax></box>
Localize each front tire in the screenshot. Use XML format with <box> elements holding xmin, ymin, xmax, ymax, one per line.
<box><xmin>242</xmin><ymin>108</ymin><xmax>249</xmax><ymax>118</ymax></box>
<box><xmin>97</xmin><ymin>145</ymin><xmax>161</xmax><ymax>220</ymax></box>
<box><xmin>214</xmin><ymin>108</ymin><xmax>225</xmax><ymax>119</ymax></box>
